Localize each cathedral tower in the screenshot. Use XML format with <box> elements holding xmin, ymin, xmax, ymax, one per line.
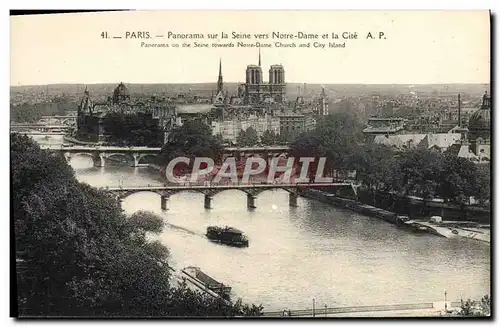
<box><xmin>217</xmin><ymin>58</ymin><xmax>223</xmax><ymax>93</ymax></box>
<box><xmin>320</xmin><ymin>86</ymin><xmax>328</xmax><ymax>116</ymax></box>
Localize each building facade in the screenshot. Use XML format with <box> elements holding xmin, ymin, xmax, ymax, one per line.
<box><xmin>363</xmin><ymin>117</ymin><xmax>405</xmax><ymax>142</ymax></box>
<box><xmin>318</xmin><ymin>87</ymin><xmax>329</xmax><ymax>116</ymax></box>
<box><xmin>77</xmin><ymin>83</ymin><xmax>176</xmax><ymax>144</ymax></box>
<box><xmin>237</xmin><ymin>52</ymin><xmax>287</xmax><ymax>105</ymax></box>
<box><xmin>277</xmin><ymin>112</ymin><xmax>307</xmax><ymax>140</ymax></box>
<box><xmin>211</xmin><ymin>114</ymin><xmax>280</xmax><ymax>144</ymax></box>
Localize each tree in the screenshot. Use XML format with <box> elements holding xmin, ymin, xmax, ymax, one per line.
<box><xmin>12</xmin><ymin>134</ymin><xmax>262</xmax><ymax>317</ymax></box>
<box><xmin>458</xmin><ymin>295</ymin><xmax>490</xmax><ymax>317</ymax></box>
<box><xmin>10</xmin><ymin>103</ymin><xmax>42</xmax><ymax>123</ymax></box>
<box><xmin>261</xmin><ymin>130</ymin><xmax>277</xmax><ymax>146</ymax></box>
<box><xmin>309</xmin><ymin>112</ymin><xmax>364</xmax><ymax>175</ymax></box>
<box><xmin>436</xmin><ymin>154</ymin><xmax>485</xmax><ymax>205</ymax></box>
<box><xmin>336</xmin><ymin>99</ymin><xmax>354</xmax><ymax>114</ymax></box>
<box><xmin>475</xmin><ymin>164</ymin><xmax>491</xmax><ymax>205</ymax></box>
<box><xmin>236</xmin><ymin>127</ymin><xmax>259</xmax><ymax>147</ymax></box>
<box><xmin>276</xmin><ymin>131</ymin><xmax>294</xmax><ymax>144</ymax></box>
<box><xmin>102</xmin><ymin>112</ymin><xmax>162</xmax><ymax>147</ymax></box>
<box><xmin>290</xmin><ymin>135</ymin><xmax>325</xmax><ymax>158</ymax></box>
<box><xmin>349</xmin><ymin>143</ymin><xmax>397</xmax><ymax>192</ymax></box>
<box><xmin>396</xmin><ymin>148</ymin><xmax>442</xmax><ymax>200</ymax></box>
<box><xmin>290</xmin><ymin>136</ymin><xmax>327</xmax><ymax>181</ymax></box>
<box><xmin>10</xmin><ymin>98</ymin><xmax>79</xmax><ymax>123</ymax></box>
<box><xmin>128</xmin><ymin>210</ymin><xmax>165</xmax><ymax>233</ymax></box>
<box><xmin>157</xmin><ymin>120</ymin><xmax>223</xmax><ymax>167</ymax></box>
<box><xmin>214</xmin><ymin>133</ymin><xmax>225</xmax><ymax>145</ymax></box>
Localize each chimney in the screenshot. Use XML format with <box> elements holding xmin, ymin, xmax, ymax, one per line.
<box><xmin>458</xmin><ymin>94</ymin><xmax>461</xmax><ymax>127</ymax></box>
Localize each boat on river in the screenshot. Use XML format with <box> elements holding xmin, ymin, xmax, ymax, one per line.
<box><xmin>397</xmin><ymin>215</ymin><xmax>430</xmax><ymax>233</ymax></box>
<box><xmin>403</xmin><ymin>216</ymin><xmax>490</xmax><ymax>243</ymax></box>
<box><xmin>206</xmin><ymin>226</ymin><xmax>249</xmax><ymax>247</ymax></box>
<box><xmin>181</xmin><ymin>266</ymin><xmax>231</xmax><ymax>298</ymax></box>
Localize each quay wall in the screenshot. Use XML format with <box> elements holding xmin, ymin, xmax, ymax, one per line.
<box><xmin>356</xmin><ymin>189</ymin><xmax>490</xmax><ymax>223</ymax></box>
<box><xmin>297</xmin><ymin>189</ymin><xmax>399</xmax><ymax>224</ymax></box>
<box><xmin>298</xmin><ymin>189</ymin><xmax>490</xmax><ymax>224</ymax></box>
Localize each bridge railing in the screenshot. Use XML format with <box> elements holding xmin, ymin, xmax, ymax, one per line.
<box><xmin>262</xmin><ymin>301</ymin><xmax>455</xmax><ymax>317</ymax></box>
<box><xmin>101</xmin><ymin>181</ymin><xmax>354</xmax><ymax>190</ymax></box>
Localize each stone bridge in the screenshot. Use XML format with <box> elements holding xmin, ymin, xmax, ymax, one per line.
<box><xmin>101</xmin><ymin>183</ymin><xmax>356</xmax><ymax>210</ymax></box>
<box><xmin>38</xmin><ymin>115</ymin><xmax>77</xmax><ymax>127</ymax></box>
<box><xmin>11</xmin><ymin>124</ymin><xmax>74</xmax><ymax>133</ymax></box>
<box><xmin>41</xmin><ymin>145</ymin><xmax>292</xmax><ymax>167</ymax></box>
<box><xmin>41</xmin><ymin>145</ymin><xmax>162</xmax><ymax>167</ymax></box>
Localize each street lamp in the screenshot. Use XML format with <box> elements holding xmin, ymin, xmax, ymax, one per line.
<box><xmin>444</xmin><ymin>290</ymin><xmax>448</xmax><ymax>311</ymax></box>
<box><xmin>312</xmin><ymin>298</ymin><xmax>315</xmax><ymax>317</ymax></box>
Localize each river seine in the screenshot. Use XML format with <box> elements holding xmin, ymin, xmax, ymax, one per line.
<box><xmin>38</xmin><ymin>137</ymin><xmax>490</xmax><ymax>311</ymax></box>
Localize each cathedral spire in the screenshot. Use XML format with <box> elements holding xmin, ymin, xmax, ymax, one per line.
<box><xmin>217</xmin><ymin>58</ymin><xmax>223</xmax><ymax>93</ymax></box>
<box><xmin>258</xmin><ymin>48</ymin><xmax>261</xmax><ymax>66</ymax></box>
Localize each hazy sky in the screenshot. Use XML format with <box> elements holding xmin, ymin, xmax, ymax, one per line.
<box><xmin>10</xmin><ymin>10</ymin><xmax>490</xmax><ymax>86</ymax></box>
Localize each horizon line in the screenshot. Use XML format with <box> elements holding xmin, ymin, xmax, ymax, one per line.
<box><xmin>10</xmin><ymin>81</ymin><xmax>491</xmax><ymax>88</ymax></box>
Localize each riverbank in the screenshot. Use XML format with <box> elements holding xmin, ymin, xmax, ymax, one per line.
<box><xmin>298</xmin><ymin>188</ymin><xmax>490</xmax><ymax>227</ymax></box>
<box><xmin>298</xmin><ymin>189</ymin><xmax>401</xmax><ymax>224</ymax></box>
<box><xmin>356</xmin><ymin>189</ymin><xmax>490</xmax><ymax>223</ymax></box>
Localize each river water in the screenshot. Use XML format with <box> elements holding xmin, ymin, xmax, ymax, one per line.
<box><xmin>37</xmin><ymin>136</ymin><xmax>491</xmax><ymax>311</ymax></box>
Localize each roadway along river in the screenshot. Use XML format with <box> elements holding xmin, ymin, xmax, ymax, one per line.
<box><xmin>37</xmin><ymin>137</ymin><xmax>489</xmax><ymax>312</ymax></box>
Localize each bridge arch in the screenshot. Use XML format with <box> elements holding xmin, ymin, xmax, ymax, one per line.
<box><xmin>203</xmin><ymin>186</ymin><xmax>295</xmax><ymax>197</ymax></box>
<box><xmin>111</xmin><ymin>185</ymin><xmax>300</xmax><ymax>200</ymax></box>
<box><xmin>38</xmin><ymin>118</ymin><xmax>52</xmax><ymax>125</ymax></box>
<box><xmin>61</xmin><ymin>118</ymin><xmax>76</xmax><ymax>126</ymax></box>
<box><xmin>104</xmin><ymin>183</ymin><xmax>330</xmax><ymax>210</ymax></box>
<box><xmin>137</xmin><ymin>154</ymin><xmax>157</xmax><ymax>165</ymax></box>
<box><xmin>65</xmin><ymin>152</ymin><xmax>95</xmax><ymax>162</ymax></box>
<box><xmin>115</xmin><ymin>189</ymin><xmax>167</xmax><ymax>200</ymax></box>
<box><xmin>112</xmin><ymin>187</ymin><xmax>285</xmax><ymax>211</ymax></box>
<box><xmin>103</xmin><ymin>153</ymin><xmax>136</xmax><ymax>167</ymax></box>
<box><xmin>65</xmin><ymin>152</ymin><xmax>104</xmax><ymax>167</ymax></box>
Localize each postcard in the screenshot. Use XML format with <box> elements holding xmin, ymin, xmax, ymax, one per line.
<box><xmin>10</xmin><ymin>10</ymin><xmax>491</xmax><ymax>318</ymax></box>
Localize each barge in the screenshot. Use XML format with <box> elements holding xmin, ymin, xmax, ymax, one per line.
<box><xmin>403</xmin><ymin>216</ymin><xmax>490</xmax><ymax>243</ymax></box>
<box><xmin>182</xmin><ymin>266</ymin><xmax>231</xmax><ymax>298</ymax></box>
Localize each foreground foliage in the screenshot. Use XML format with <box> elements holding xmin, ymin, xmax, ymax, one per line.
<box><xmin>102</xmin><ymin>112</ymin><xmax>163</xmax><ymax>147</ymax></box>
<box><xmin>12</xmin><ymin>134</ymin><xmax>263</xmax><ymax>316</ymax></box>
<box><xmin>458</xmin><ymin>295</ymin><xmax>491</xmax><ymax>317</ymax></box>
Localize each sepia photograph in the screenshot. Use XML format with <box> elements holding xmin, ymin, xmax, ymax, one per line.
<box><xmin>10</xmin><ymin>9</ymin><xmax>491</xmax><ymax>318</ymax></box>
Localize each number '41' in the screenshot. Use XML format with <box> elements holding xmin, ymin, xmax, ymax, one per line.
<box><xmin>101</xmin><ymin>32</ymin><xmax>108</xmax><ymax>39</ymax></box>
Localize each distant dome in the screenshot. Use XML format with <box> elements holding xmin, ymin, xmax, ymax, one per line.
<box><xmin>468</xmin><ymin>92</ymin><xmax>491</xmax><ymax>132</ymax></box>
<box><xmin>112</xmin><ymin>82</ymin><xmax>130</xmax><ymax>104</ymax></box>
<box><xmin>469</xmin><ymin>109</ymin><xmax>490</xmax><ymax>130</ymax></box>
